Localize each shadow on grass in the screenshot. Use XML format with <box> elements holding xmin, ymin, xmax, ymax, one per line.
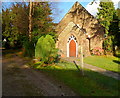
<box><xmin>2</xmin><ymin>49</ymin><xmax>22</xmax><ymax>59</ymax></box>
<box><xmin>113</xmin><ymin>60</ymin><xmax>120</xmax><ymax>65</ymax></box>
<box><xmin>2</xmin><ymin>49</ymin><xmax>21</xmax><ymax>54</ymax></box>
<box><xmin>35</xmin><ymin>65</ymin><xmax>119</xmax><ymax>96</ymax></box>
<box><xmin>2</xmin><ymin>54</ymin><xmax>119</xmax><ymax>96</ymax></box>
<box><xmin>115</xmin><ymin>53</ymin><xmax>120</xmax><ymax>58</ymax></box>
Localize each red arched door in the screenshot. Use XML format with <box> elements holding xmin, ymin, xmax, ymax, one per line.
<box><xmin>69</xmin><ymin>40</ymin><xmax>76</xmax><ymax>57</ymax></box>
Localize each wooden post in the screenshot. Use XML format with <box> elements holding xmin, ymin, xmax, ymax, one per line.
<box><xmin>80</xmin><ymin>46</ymin><xmax>84</xmax><ymax>75</ymax></box>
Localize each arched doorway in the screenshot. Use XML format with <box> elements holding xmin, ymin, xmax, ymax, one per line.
<box><xmin>67</xmin><ymin>35</ymin><xmax>78</xmax><ymax>57</ymax></box>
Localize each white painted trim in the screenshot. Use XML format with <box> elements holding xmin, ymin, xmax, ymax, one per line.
<box><xmin>76</xmin><ymin>42</ymin><xmax>78</xmax><ymax>57</ymax></box>
<box><xmin>67</xmin><ymin>35</ymin><xmax>78</xmax><ymax>57</ymax></box>
<box><xmin>67</xmin><ymin>42</ymin><xmax>69</xmax><ymax>57</ymax></box>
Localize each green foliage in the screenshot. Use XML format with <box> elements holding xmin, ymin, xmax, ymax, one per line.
<box><xmin>109</xmin><ymin>9</ymin><xmax>120</xmax><ymax>48</ymax></box>
<box><xmin>23</xmin><ymin>39</ymin><xmax>35</xmax><ymax>57</ymax></box>
<box><xmin>97</xmin><ymin>0</ymin><xmax>117</xmax><ymax>54</ymax></box>
<box><xmin>11</xmin><ymin>3</ymin><xmax>29</xmax><ymax>35</ymax></box>
<box><xmin>31</xmin><ymin>61</ymin><xmax>44</xmax><ymax>69</ymax></box>
<box><xmin>35</xmin><ymin>35</ymin><xmax>58</xmax><ymax>64</ymax></box>
<box><xmin>116</xmin><ymin>8</ymin><xmax>120</xmax><ymax>27</ymax></box>
<box><xmin>32</xmin><ymin>2</ymin><xmax>56</xmax><ymax>39</ymax></box>
<box><xmin>103</xmin><ymin>36</ymin><xmax>113</xmax><ymax>54</ymax></box>
<box><xmin>97</xmin><ymin>0</ymin><xmax>115</xmax><ymax>34</ymax></box>
<box><xmin>2</xmin><ymin>2</ymin><xmax>56</xmax><ymax>51</ymax></box>
<box><xmin>2</xmin><ymin>9</ymin><xmax>18</xmax><ymax>48</ymax></box>
<box><xmin>2</xmin><ymin>3</ymin><xmax>29</xmax><ymax>48</ymax></box>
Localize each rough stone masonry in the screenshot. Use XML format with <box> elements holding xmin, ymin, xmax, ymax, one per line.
<box><xmin>56</xmin><ymin>1</ymin><xmax>105</xmax><ymax>57</ymax></box>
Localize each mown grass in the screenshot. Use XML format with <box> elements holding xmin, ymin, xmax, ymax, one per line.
<box><xmin>33</xmin><ymin>61</ymin><xmax>119</xmax><ymax>96</ymax></box>
<box><xmin>83</xmin><ymin>55</ymin><xmax>120</xmax><ymax>73</ymax></box>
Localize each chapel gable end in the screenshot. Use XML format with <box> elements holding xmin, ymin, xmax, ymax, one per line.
<box><xmin>56</xmin><ymin>1</ymin><xmax>104</xmax><ymax>37</ymax></box>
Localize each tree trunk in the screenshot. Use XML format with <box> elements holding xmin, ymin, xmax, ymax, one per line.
<box><xmin>29</xmin><ymin>0</ymin><xmax>32</xmax><ymax>41</ymax></box>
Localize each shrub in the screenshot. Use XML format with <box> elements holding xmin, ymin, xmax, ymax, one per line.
<box><xmin>23</xmin><ymin>39</ymin><xmax>35</xmax><ymax>57</ymax></box>
<box><xmin>103</xmin><ymin>36</ymin><xmax>114</xmax><ymax>55</ymax></box>
<box><xmin>91</xmin><ymin>47</ymin><xmax>104</xmax><ymax>56</ymax></box>
<box><xmin>35</xmin><ymin>35</ymin><xmax>58</xmax><ymax>64</ymax></box>
<box><xmin>32</xmin><ymin>61</ymin><xmax>44</xmax><ymax>69</ymax></box>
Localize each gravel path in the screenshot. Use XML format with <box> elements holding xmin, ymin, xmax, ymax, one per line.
<box><xmin>2</xmin><ymin>54</ymin><xmax>77</xmax><ymax>96</ymax></box>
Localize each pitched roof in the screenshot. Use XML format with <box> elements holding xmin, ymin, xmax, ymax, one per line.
<box><xmin>58</xmin><ymin>1</ymin><xmax>95</xmax><ymax>24</ymax></box>
<box><xmin>56</xmin><ymin>1</ymin><xmax>105</xmax><ymax>35</ymax></box>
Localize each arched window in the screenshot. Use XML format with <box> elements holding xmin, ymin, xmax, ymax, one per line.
<box><xmin>68</xmin><ymin>35</ymin><xmax>77</xmax><ymax>43</ymax></box>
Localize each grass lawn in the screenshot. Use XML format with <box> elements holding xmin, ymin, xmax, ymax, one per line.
<box><xmin>32</xmin><ymin>61</ymin><xmax>119</xmax><ymax>96</ymax></box>
<box><xmin>83</xmin><ymin>55</ymin><xmax>120</xmax><ymax>73</ymax></box>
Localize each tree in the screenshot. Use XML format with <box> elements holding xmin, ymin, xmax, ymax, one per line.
<box><xmin>2</xmin><ymin>2</ymin><xmax>57</xmax><ymax>57</ymax></box>
<box><xmin>116</xmin><ymin>8</ymin><xmax>120</xmax><ymax>28</ymax></box>
<box><xmin>109</xmin><ymin>9</ymin><xmax>120</xmax><ymax>55</ymax></box>
<box><xmin>2</xmin><ymin>8</ymin><xmax>18</xmax><ymax>48</ymax></box>
<box><xmin>97</xmin><ymin>0</ymin><xmax>115</xmax><ymax>34</ymax></box>
<box><xmin>29</xmin><ymin>0</ymin><xmax>32</xmax><ymax>41</ymax></box>
<box><xmin>97</xmin><ymin>0</ymin><xmax>116</xmax><ymax>54</ymax></box>
<box><xmin>32</xmin><ymin>2</ymin><xmax>56</xmax><ymax>43</ymax></box>
<box><xmin>2</xmin><ymin>3</ymin><xmax>29</xmax><ymax>48</ymax></box>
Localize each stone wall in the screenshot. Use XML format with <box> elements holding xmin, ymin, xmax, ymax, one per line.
<box><xmin>56</xmin><ymin>1</ymin><xmax>105</xmax><ymax>57</ymax></box>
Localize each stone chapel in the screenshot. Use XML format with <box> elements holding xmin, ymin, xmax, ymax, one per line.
<box><xmin>56</xmin><ymin>1</ymin><xmax>105</xmax><ymax>57</ymax></box>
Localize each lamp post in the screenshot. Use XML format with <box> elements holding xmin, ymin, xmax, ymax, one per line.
<box><xmin>3</xmin><ymin>39</ymin><xmax>7</xmax><ymax>49</ymax></box>
<box><xmin>3</xmin><ymin>39</ymin><xmax>6</xmax><ymax>42</ymax></box>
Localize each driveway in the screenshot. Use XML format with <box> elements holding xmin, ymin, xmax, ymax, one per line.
<box><xmin>2</xmin><ymin>54</ymin><xmax>77</xmax><ymax>96</ymax></box>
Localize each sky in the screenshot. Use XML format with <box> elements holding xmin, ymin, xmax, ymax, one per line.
<box><xmin>2</xmin><ymin>0</ymin><xmax>120</xmax><ymax>23</ymax></box>
<box><xmin>51</xmin><ymin>2</ymin><xmax>89</xmax><ymax>23</ymax></box>
<box><xmin>51</xmin><ymin>0</ymin><xmax>119</xmax><ymax>23</ymax></box>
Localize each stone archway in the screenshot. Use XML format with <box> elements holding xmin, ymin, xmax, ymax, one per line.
<box><xmin>67</xmin><ymin>35</ymin><xmax>78</xmax><ymax>57</ymax></box>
